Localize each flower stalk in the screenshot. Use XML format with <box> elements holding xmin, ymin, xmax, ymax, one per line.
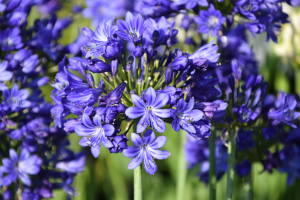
<box><xmin>133</xmin><ymin>120</ymin><xmax>143</xmax><ymax>200</ymax></box>
<box><xmin>176</xmin><ymin>129</ymin><xmax>187</xmax><ymax>200</ymax></box>
<box><xmin>226</xmin><ymin>128</ymin><xmax>237</xmax><ymax>200</ymax></box>
<box><xmin>209</xmin><ymin>129</ymin><xmax>216</xmax><ymax>200</ymax></box>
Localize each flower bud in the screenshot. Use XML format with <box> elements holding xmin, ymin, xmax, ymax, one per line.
<box><xmin>76</xmin><ymin>62</ymin><xmax>87</xmax><ymax>77</ymax></box>
<box><xmin>245</xmin><ymin>75</ymin><xmax>255</xmax><ymax>89</ymax></box>
<box><xmin>127</xmin><ymin>56</ymin><xmax>134</xmax><ymax>64</ymax></box>
<box><xmin>86</xmin><ymin>73</ymin><xmax>95</xmax><ymax>88</ymax></box>
<box><xmin>102</xmin><ymin>43</ymin><xmax>123</xmax><ymax>60</ymax></box>
<box><xmin>90</xmin><ymin>60</ymin><xmax>111</xmax><ymax>73</ymax></box>
<box><xmin>165</xmin><ymin>67</ymin><xmax>173</xmax><ymax>85</ymax></box>
<box><xmin>152</xmin><ymin>30</ymin><xmax>159</xmax><ymax>42</ymax></box>
<box><xmin>168</xmin><ymin>56</ymin><xmax>188</xmax><ymax>71</ymax></box>
<box><xmin>117</xmin><ymin>104</ymin><xmax>126</xmax><ymax>113</ymax></box>
<box><xmin>111</xmin><ymin>59</ymin><xmax>118</xmax><ymax>76</ymax></box>
<box><xmin>130</xmin><ymin>90</ymin><xmax>136</xmax><ymax>95</ymax></box>
<box><xmin>228</xmin><ymin>74</ymin><xmax>235</xmax><ymax>91</ymax></box>
<box><xmin>133</xmin><ymin>46</ymin><xmax>144</xmax><ymax>58</ymax></box>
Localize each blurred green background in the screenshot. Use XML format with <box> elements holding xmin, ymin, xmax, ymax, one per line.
<box><xmin>32</xmin><ymin>2</ymin><xmax>300</xmax><ymax>200</ymax></box>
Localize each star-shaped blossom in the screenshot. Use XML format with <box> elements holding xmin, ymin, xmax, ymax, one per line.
<box><xmin>1</xmin><ymin>149</ymin><xmax>42</xmax><ymax>186</ymax></box>
<box><xmin>3</xmin><ymin>84</ymin><xmax>31</xmax><ymax>111</ymax></box>
<box><xmin>171</xmin><ymin>97</ymin><xmax>203</xmax><ymax>133</ymax></box>
<box><xmin>116</xmin><ymin>11</ymin><xmax>149</xmax><ymax>42</ymax></box>
<box><xmin>125</xmin><ymin>87</ymin><xmax>171</xmax><ymax>133</ymax></box>
<box><xmin>194</xmin><ymin>4</ymin><xmax>225</xmax><ymax>37</ymax></box>
<box><xmin>75</xmin><ymin>113</ymin><xmax>115</xmax><ymax>158</ymax></box>
<box><xmin>123</xmin><ymin>130</ymin><xmax>170</xmax><ymax>175</ymax></box>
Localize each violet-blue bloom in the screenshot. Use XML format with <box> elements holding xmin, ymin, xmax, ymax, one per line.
<box><xmin>116</xmin><ymin>11</ymin><xmax>149</xmax><ymax>42</ymax></box>
<box><xmin>3</xmin><ymin>84</ymin><xmax>31</xmax><ymax>111</ymax></box>
<box><xmin>194</xmin><ymin>4</ymin><xmax>225</xmax><ymax>37</ymax></box>
<box><xmin>174</xmin><ymin>0</ymin><xmax>208</xmax><ymax>9</ymax></box>
<box><xmin>75</xmin><ymin>113</ymin><xmax>115</xmax><ymax>158</ymax></box>
<box><xmin>171</xmin><ymin>97</ymin><xmax>204</xmax><ymax>133</ymax></box>
<box><xmin>1</xmin><ymin>149</ymin><xmax>42</xmax><ymax>186</ymax></box>
<box><xmin>0</xmin><ymin>61</ymin><xmax>13</xmax><ymax>82</ymax></box>
<box><xmin>123</xmin><ymin>130</ymin><xmax>170</xmax><ymax>175</ymax></box>
<box><xmin>125</xmin><ymin>87</ymin><xmax>171</xmax><ymax>133</ymax></box>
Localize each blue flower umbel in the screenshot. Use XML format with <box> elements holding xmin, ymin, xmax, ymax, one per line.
<box><xmin>116</xmin><ymin>11</ymin><xmax>149</xmax><ymax>42</ymax></box>
<box><xmin>125</xmin><ymin>87</ymin><xmax>171</xmax><ymax>133</ymax></box>
<box><xmin>123</xmin><ymin>130</ymin><xmax>170</xmax><ymax>175</ymax></box>
<box><xmin>1</xmin><ymin>149</ymin><xmax>42</xmax><ymax>186</ymax></box>
<box><xmin>194</xmin><ymin>4</ymin><xmax>225</xmax><ymax>37</ymax></box>
<box><xmin>75</xmin><ymin>113</ymin><xmax>115</xmax><ymax>158</ymax></box>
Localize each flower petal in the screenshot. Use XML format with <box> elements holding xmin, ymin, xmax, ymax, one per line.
<box><xmin>82</xmin><ymin>113</ymin><xmax>95</xmax><ymax>128</ymax></box>
<box><xmin>75</xmin><ymin>125</ymin><xmax>97</xmax><ymax>136</ymax></box>
<box><xmin>183</xmin><ymin>110</ymin><xmax>204</xmax><ymax>122</ymax></box>
<box><xmin>172</xmin><ymin>120</ymin><xmax>180</xmax><ymax>132</ymax></box>
<box><xmin>131</xmin><ymin>94</ymin><xmax>146</xmax><ymax>108</ymax></box>
<box><xmin>145</xmin><ymin>87</ymin><xmax>156</xmax><ymax>106</ymax></box>
<box><xmin>153</xmin><ymin>108</ymin><xmax>171</xmax><ymax>118</ymax></box>
<box><xmin>149</xmin><ymin>136</ymin><xmax>167</xmax><ymax>149</ymax></box>
<box><xmin>143</xmin><ymin>150</ymin><xmax>157</xmax><ymax>175</ymax></box>
<box><xmin>131</xmin><ymin>133</ymin><xmax>143</xmax><ymax>147</ymax></box>
<box><xmin>149</xmin><ymin>113</ymin><xmax>166</xmax><ymax>133</ymax></box>
<box><xmin>152</xmin><ymin>93</ymin><xmax>169</xmax><ymax>108</ymax></box>
<box><xmin>150</xmin><ymin>149</ymin><xmax>170</xmax><ymax>160</ymax></box>
<box><xmin>91</xmin><ymin>145</ymin><xmax>100</xmax><ymax>158</ymax></box>
<box><xmin>9</xmin><ymin>149</ymin><xmax>18</xmax><ymax>162</ymax></box>
<box><xmin>137</xmin><ymin>114</ymin><xmax>150</xmax><ymax>133</ymax></box>
<box><xmin>128</xmin><ymin>151</ymin><xmax>144</xmax><ymax>169</ymax></box>
<box><xmin>79</xmin><ymin>137</ymin><xmax>90</xmax><ymax>147</ymax></box>
<box><xmin>103</xmin><ymin>124</ymin><xmax>115</xmax><ymax>136</ymax></box>
<box><xmin>123</xmin><ymin>146</ymin><xmax>141</xmax><ymax>158</ymax></box>
<box><xmin>102</xmin><ymin>135</ymin><xmax>113</xmax><ymax>148</ymax></box>
<box><xmin>125</xmin><ymin>107</ymin><xmax>145</xmax><ymax>119</ymax></box>
<box><xmin>19</xmin><ymin>173</ymin><xmax>31</xmax><ymax>186</ymax></box>
<box><xmin>142</xmin><ymin>129</ymin><xmax>155</xmax><ymax>145</ymax></box>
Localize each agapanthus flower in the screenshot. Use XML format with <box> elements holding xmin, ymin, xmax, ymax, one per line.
<box><xmin>3</xmin><ymin>84</ymin><xmax>31</xmax><ymax>111</ymax></box>
<box><xmin>75</xmin><ymin>113</ymin><xmax>115</xmax><ymax>158</ymax></box>
<box><xmin>123</xmin><ymin>130</ymin><xmax>170</xmax><ymax>175</ymax></box>
<box><xmin>171</xmin><ymin>97</ymin><xmax>204</xmax><ymax>133</ymax></box>
<box><xmin>0</xmin><ymin>61</ymin><xmax>13</xmax><ymax>82</ymax></box>
<box><xmin>1</xmin><ymin>149</ymin><xmax>42</xmax><ymax>186</ymax></box>
<box><xmin>116</xmin><ymin>11</ymin><xmax>149</xmax><ymax>42</ymax></box>
<box><xmin>194</xmin><ymin>4</ymin><xmax>225</xmax><ymax>37</ymax></box>
<box><xmin>0</xmin><ymin>27</ymin><xmax>23</xmax><ymax>51</ymax></box>
<box><xmin>125</xmin><ymin>87</ymin><xmax>171</xmax><ymax>133</ymax></box>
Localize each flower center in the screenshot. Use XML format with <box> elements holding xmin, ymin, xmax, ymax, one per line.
<box><xmin>208</xmin><ymin>16</ymin><xmax>219</xmax><ymax>28</ymax></box>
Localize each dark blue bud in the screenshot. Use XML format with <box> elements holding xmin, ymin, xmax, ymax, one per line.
<box><xmin>102</xmin><ymin>43</ymin><xmax>123</xmax><ymax>60</ymax></box>
<box><xmin>253</xmin><ymin>75</ymin><xmax>264</xmax><ymax>89</ymax></box>
<box><xmin>127</xmin><ymin>56</ymin><xmax>134</xmax><ymax>64</ymax></box>
<box><xmin>245</xmin><ymin>75</ymin><xmax>255</xmax><ymax>89</ymax></box>
<box><xmin>89</xmin><ymin>60</ymin><xmax>111</xmax><ymax>73</ymax></box>
<box><xmin>169</xmin><ymin>56</ymin><xmax>188</xmax><ymax>71</ymax></box>
<box><xmin>76</xmin><ymin>62</ymin><xmax>87</xmax><ymax>77</ymax></box>
<box><xmin>165</xmin><ymin>67</ymin><xmax>173</xmax><ymax>85</ymax></box>
<box><xmin>5</xmin><ymin>0</ymin><xmax>21</xmax><ymax>12</ymax></box>
<box><xmin>133</xmin><ymin>46</ymin><xmax>144</xmax><ymax>58</ymax></box>
<box><xmin>117</xmin><ymin>104</ymin><xmax>126</xmax><ymax>113</ymax></box>
<box><xmin>261</xmin><ymin>82</ymin><xmax>268</xmax><ymax>99</ymax></box>
<box><xmin>111</xmin><ymin>59</ymin><xmax>118</xmax><ymax>76</ymax></box>
<box><xmin>106</xmin><ymin>82</ymin><xmax>126</xmax><ymax>106</ymax></box>
<box><xmin>229</xmin><ymin>74</ymin><xmax>235</xmax><ymax>91</ymax></box>
<box><xmin>14</xmin><ymin>49</ymin><xmax>28</xmax><ymax>62</ymax></box>
<box><xmin>86</xmin><ymin>73</ymin><xmax>95</xmax><ymax>88</ymax></box>
<box><xmin>152</xmin><ymin>30</ymin><xmax>159</xmax><ymax>42</ymax></box>
<box><xmin>146</xmin><ymin>46</ymin><xmax>155</xmax><ymax>62</ymax></box>
<box><xmin>231</xmin><ymin>59</ymin><xmax>241</xmax><ymax>80</ymax></box>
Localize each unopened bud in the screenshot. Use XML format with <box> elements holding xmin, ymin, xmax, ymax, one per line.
<box><xmin>86</xmin><ymin>73</ymin><xmax>95</xmax><ymax>88</ymax></box>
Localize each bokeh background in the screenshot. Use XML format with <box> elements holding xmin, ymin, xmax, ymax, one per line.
<box><xmin>33</xmin><ymin>1</ymin><xmax>300</xmax><ymax>199</ymax></box>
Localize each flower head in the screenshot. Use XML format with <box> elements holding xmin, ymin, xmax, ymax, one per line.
<box><xmin>3</xmin><ymin>84</ymin><xmax>31</xmax><ymax>111</ymax></box>
<box><xmin>75</xmin><ymin>113</ymin><xmax>115</xmax><ymax>158</ymax></box>
<box><xmin>125</xmin><ymin>87</ymin><xmax>171</xmax><ymax>133</ymax></box>
<box><xmin>123</xmin><ymin>130</ymin><xmax>170</xmax><ymax>175</ymax></box>
<box><xmin>194</xmin><ymin>4</ymin><xmax>225</xmax><ymax>37</ymax></box>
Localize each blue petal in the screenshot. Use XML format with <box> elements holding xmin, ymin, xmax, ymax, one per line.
<box><xmin>91</xmin><ymin>145</ymin><xmax>100</xmax><ymax>158</ymax></box>
<box><xmin>79</xmin><ymin>137</ymin><xmax>90</xmax><ymax>147</ymax></box>
<box><xmin>9</xmin><ymin>149</ymin><xmax>18</xmax><ymax>162</ymax></box>
<box><xmin>149</xmin><ymin>136</ymin><xmax>167</xmax><ymax>149</ymax></box>
<box><xmin>142</xmin><ymin>129</ymin><xmax>155</xmax><ymax>145</ymax></box>
<box><xmin>123</xmin><ymin>146</ymin><xmax>141</xmax><ymax>158</ymax></box>
<box><xmin>152</xmin><ymin>93</ymin><xmax>169</xmax><ymax>108</ymax></box>
<box><xmin>146</xmin><ymin>87</ymin><xmax>156</xmax><ymax>106</ymax></box>
<box><xmin>181</xmin><ymin>122</ymin><xmax>196</xmax><ymax>133</ymax></box>
<box><xmin>2</xmin><ymin>171</ymin><xmax>17</xmax><ymax>186</ymax></box>
<box><xmin>185</xmin><ymin>97</ymin><xmax>194</xmax><ymax>112</ymax></box>
<box><xmin>103</xmin><ymin>124</ymin><xmax>115</xmax><ymax>136</ymax></box>
<box><xmin>150</xmin><ymin>149</ymin><xmax>170</xmax><ymax>160</ymax></box>
<box><xmin>137</xmin><ymin>114</ymin><xmax>150</xmax><ymax>133</ymax></box>
<box><xmin>131</xmin><ymin>94</ymin><xmax>146</xmax><ymax>108</ymax></box>
<box><xmin>75</xmin><ymin>125</ymin><xmax>97</xmax><ymax>136</ymax></box>
<box><xmin>149</xmin><ymin>113</ymin><xmax>166</xmax><ymax>133</ymax></box>
<box><xmin>153</xmin><ymin>108</ymin><xmax>171</xmax><ymax>118</ymax></box>
<box><xmin>128</xmin><ymin>151</ymin><xmax>144</xmax><ymax>169</ymax></box>
<box><xmin>102</xmin><ymin>135</ymin><xmax>113</xmax><ymax>148</ymax></box>
<box><xmin>172</xmin><ymin>120</ymin><xmax>180</xmax><ymax>132</ymax></box>
<box><xmin>19</xmin><ymin>172</ymin><xmax>31</xmax><ymax>186</ymax></box>
<box><xmin>82</xmin><ymin>113</ymin><xmax>95</xmax><ymax>128</ymax></box>
<box><xmin>183</xmin><ymin>110</ymin><xmax>203</xmax><ymax>122</ymax></box>
<box><xmin>125</xmin><ymin>107</ymin><xmax>145</xmax><ymax>119</ymax></box>
<box><xmin>131</xmin><ymin>133</ymin><xmax>143</xmax><ymax>147</ymax></box>
<box><xmin>93</xmin><ymin>114</ymin><xmax>102</xmax><ymax>127</ymax></box>
<box><xmin>0</xmin><ymin>71</ymin><xmax>12</xmax><ymax>81</ymax></box>
<box><xmin>143</xmin><ymin>150</ymin><xmax>157</xmax><ymax>175</ymax></box>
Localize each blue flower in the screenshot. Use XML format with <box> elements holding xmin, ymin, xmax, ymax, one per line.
<box><xmin>116</xmin><ymin>11</ymin><xmax>149</xmax><ymax>42</ymax></box>
<box><xmin>75</xmin><ymin>113</ymin><xmax>115</xmax><ymax>158</ymax></box>
<box><xmin>173</xmin><ymin>0</ymin><xmax>208</xmax><ymax>9</ymax></box>
<box><xmin>3</xmin><ymin>84</ymin><xmax>31</xmax><ymax>111</ymax></box>
<box><xmin>0</xmin><ymin>61</ymin><xmax>13</xmax><ymax>82</ymax></box>
<box><xmin>1</xmin><ymin>149</ymin><xmax>42</xmax><ymax>186</ymax></box>
<box><xmin>194</xmin><ymin>4</ymin><xmax>225</xmax><ymax>37</ymax></box>
<box><xmin>125</xmin><ymin>87</ymin><xmax>171</xmax><ymax>133</ymax></box>
<box><xmin>171</xmin><ymin>97</ymin><xmax>204</xmax><ymax>133</ymax></box>
<box><xmin>0</xmin><ymin>27</ymin><xmax>23</xmax><ymax>51</ymax></box>
<box><xmin>123</xmin><ymin>130</ymin><xmax>170</xmax><ymax>175</ymax></box>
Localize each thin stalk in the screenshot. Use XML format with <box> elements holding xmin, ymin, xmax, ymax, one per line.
<box><xmin>133</xmin><ymin>120</ymin><xmax>142</xmax><ymax>200</ymax></box>
<box><xmin>209</xmin><ymin>129</ymin><xmax>216</xmax><ymax>200</ymax></box>
<box><xmin>246</xmin><ymin>166</ymin><xmax>253</xmax><ymax>200</ymax></box>
<box><xmin>176</xmin><ymin>129</ymin><xmax>187</xmax><ymax>200</ymax></box>
<box><xmin>226</xmin><ymin>128</ymin><xmax>237</xmax><ymax>200</ymax></box>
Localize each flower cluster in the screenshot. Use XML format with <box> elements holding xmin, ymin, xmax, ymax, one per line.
<box><xmin>50</xmin><ymin>11</ymin><xmax>226</xmax><ymax>175</ymax></box>
<box><xmin>0</xmin><ymin>1</ymin><xmax>85</xmax><ymax>199</ymax></box>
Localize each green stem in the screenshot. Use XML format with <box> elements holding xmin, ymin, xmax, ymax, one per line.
<box><xmin>226</xmin><ymin>129</ymin><xmax>236</xmax><ymax>200</ymax></box>
<box><xmin>246</xmin><ymin>166</ymin><xmax>253</xmax><ymax>200</ymax></box>
<box><xmin>133</xmin><ymin>120</ymin><xmax>142</xmax><ymax>200</ymax></box>
<box><xmin>209</xmin><ymin>130</ymin><xmax>216</xmax><ymax>200</ymax></box>
<box><xmin>176</xmin><ymin>129</ymin><xmax>187</xmax><ymax>200</ymax></box>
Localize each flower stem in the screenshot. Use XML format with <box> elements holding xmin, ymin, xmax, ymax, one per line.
<box><xmin>133</xmin><ymin>120</ymin><xmax>142</xmax><ymax>200</ymax></box>
<box><xmin>176</xmin><ymin>130</ymin><xmax>187</xmax><ymax>200</ymax></box>
<box><xmin>209</xmin><ymin>129</ymin><xmax>216</xmax><ymax>200</ymax></box>
<box><xmin>226</xmin><ymin>129</ymin><xmax>236</xmax><ymax>200</ymax></box>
